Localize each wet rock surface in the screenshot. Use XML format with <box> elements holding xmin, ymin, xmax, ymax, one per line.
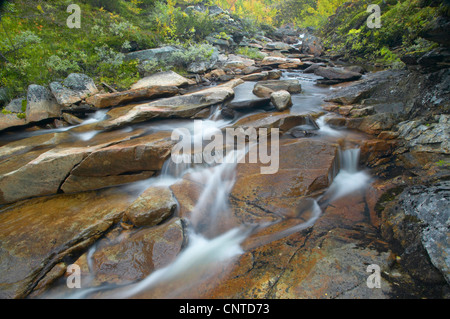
<box><xmin>0</xmin><ymin>26</ymin><xmax>448</xmax><ymax>300</ymax></box>
<box><xmin>0</xmin><ymin>189</ymin><xmax>134</xmax><ymax>298</ymax></box>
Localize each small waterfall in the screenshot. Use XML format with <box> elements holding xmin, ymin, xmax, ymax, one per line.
<box><xmin>119</xmin><ymin>228</ymin><xmax>248</xmax><ymax>299</ymax></box>
<box><xmin>56</xmin><ymin>70</ymin><xmax>375</xmax><ymax>300</ymax></box>
<box><xmin>316</xmin><ymin>115</ymin><xmax>343</xmax><ymax>137</ymax></box>
<box><xmin>324</xmin><ymin>148</ymin><xmax>371</xmax><ymax>202</ymax></box>
<box><xmin>339</xmin><ymin>148</ymin><xmax>361</xmax><ymax>173</ymax></box>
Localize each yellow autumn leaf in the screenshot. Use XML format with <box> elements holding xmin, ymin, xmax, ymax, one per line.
<box><xmin>37</xmin><ymin>4</ymin><xmax>44</xmax><ymax>14</ymax></box>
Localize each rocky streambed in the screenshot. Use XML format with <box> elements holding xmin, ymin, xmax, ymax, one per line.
<box><xmin>0</xmin><ymin>33</ymin><xmax>449</xmax><ymax>299</ymax></box>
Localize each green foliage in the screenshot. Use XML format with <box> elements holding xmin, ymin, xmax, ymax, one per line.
<box><xmin>148</xmin><ymin>0</ymin><xmax>216</xmax><ymax>42</ymax></box>
<box><xmin>320</xmin><ymin>0</ymin><xmax>441</xmax><ymax>68</ymax></box>
<box><xmin>167</xmin><ymin>43</ymin><xmax>215</xmax><ymax>68</ymax></box>
<box><xmin>235</xmin><ymin>46</ymin><xmax>265</xmax><ymax>60</ymax></box>
<box><xmin>436</xmin><ymin>160</ymin><xmax>450</xmax><ymax>168</ymax></box>
<box><xmin>0</xmin><ymin>0</ymin><xmax>159</xmax><ymax>96</ymax></box>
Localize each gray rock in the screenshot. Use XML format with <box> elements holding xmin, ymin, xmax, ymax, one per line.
<box><xmin>26</xmin><ymin>85</ymin><xmax>62</xmax><ymax>122</ymax></box>
<box><xmin>253</xmin><ymin>79</ymin><xmax>302</xmax><ymax>98</ymax></box>
<box><xmin>397</xmin><ymin>116</ymin><xmax>450</xmax><ymax>154</ymax></box>
<box><xmin>382</xmin><ymin>181</ymin><xmax>450</xmax><ymax>285</ymax></box>
<box><xmin>242</xmin><ymin>66</ymin><xmax>262</xmax><ymax>75</ymax></box>
<box><xmin>264</xmin><ymin>42</ymin><xmax>292</xmax><ymax>51</ymax></box>
<box><xmin>63</xmin><ymin>73</ymin><xmax>98</xmax><ymax>93</ymax></box>
<box><xmin>268</xmin><ymin>70</ymin><xmax>282</xmax><ymax>79</ymax></box>
<box><xmin>125</xmin><ymin>46</ymin><xmax>178</xmax><ymax>62</ymax></box>
<box><xmin>187</xmin><ymin>47</ymin><xmax>219</xmax><ymax>73</ymax></box>
<box><xmin>270</xmin><ymin>90</ymin><xmax>293</xmax><ymax>111</ymax></box>
<box><xmin>50</xmin><ymin>74</ymin><xmax>98</xmax><ymax>107</ymax></box>
<box><xmin>226</xmin><ymin>97</ymin><xmax>271</xmax><ymax>110</ymax></box>
<box><xmin>0</xmin><ymin>113</ymin><xmax>27</xmax><ymax>131</ymax></box>
<box><xmin>5</xmin><ymin>98</ymin><xmax>26</xmax><ymax>113</ymax></box>
<box><xmin>314</xmin><ymin>67</ymin><xmax>362</xmax><ymax>82</ymax></box>
<box><xmin>344</xmin><ymin>65</ymin><xmax>367</xmax><ymax>74</ymax></box>
<box><xmin>240</xmin><ymin>72</ymin><xmax>269</xmax><ymax>82</ymax></box>
<box><xmin>303</xmin><ymin>63</ymin><xmax>325</xmax><ymax>74</ymax></box>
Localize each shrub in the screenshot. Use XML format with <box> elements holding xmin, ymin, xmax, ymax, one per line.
<box><xmin>167</xmin><ymin>43</ymin><xmax>215</xmax><ymax>68</ymax></box>
<box><xmin>235</xmin><ymin>46</ymin><xmax>265</xmax><ymax>60</ymax></box>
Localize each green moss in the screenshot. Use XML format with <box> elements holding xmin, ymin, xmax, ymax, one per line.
<box><xmin>21</xmin><ymin>99</ymin><xmax>27</xmax><ymax>113</ymax></box>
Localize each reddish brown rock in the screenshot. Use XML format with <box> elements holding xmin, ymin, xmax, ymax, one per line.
<box><xmin>0</xmin><ymin>188</ymin><xmax>133</xmax><ymax>298</ymax></box>
<box><xmin>85</xmin><ymin>86</ymin><xmax>179</xmax><ymax>109</ymax></box>
<box><xmin>231</xmin><ymin>138</ymin><xmax>339</xmax><ymax>222</ymax></box>
<box><xmin>124</xmin><ymin>186</ymin><xmax>178</xmax><ymax>228</ymax></box>
<box><xmin>63</xmin><ymin>131</ymin><xmax>175</xmax><ymax>180</ymax></box>
<box><xmin>71</xmin><ymin>218</ymin><xmax>186</xmax><ymax>288</ymax></box>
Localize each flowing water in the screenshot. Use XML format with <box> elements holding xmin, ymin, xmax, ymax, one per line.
<box><xmin>37</xmin><ymin>70</ymin><xmax>372</xmax><ymax>299</ymax></box>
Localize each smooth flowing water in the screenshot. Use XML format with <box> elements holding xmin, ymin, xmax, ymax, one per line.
<box><xmin>42</xmin><ymin>70</ymin><xmax>372</xmax><ymax>299</ymax></box>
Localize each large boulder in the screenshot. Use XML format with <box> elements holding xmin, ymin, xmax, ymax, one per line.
<box><xmin>187</xmin><ymin>47</ymin><xmax>220</xmax><ymax>74</ymax></box>
<box><xmin>264</xmin><ymin>42</ymin><xmax>293</xmax><ymax>51</ymax></box>
<box><xmin>0</xmin><ymin>129</ymin><xmax>145</xmax><ymax>204</ymax></box>
<box><xmin>240</xmin><ymin>72</ymin><xmax>269</xmax><ymax>82</ymax></box>
<box><xmin>49</xmin><ymin>73</ymin><xmax>98</xmax><ymax>107</ymax></box>
<box><xmin>230</xmin><ymin>139</ymin><xmax>339</xmax><ymax>223</ymax></box>
<box><xmin>26</xmin><ymin>85</ymin><xmax>62</xmax><ymax>123</ymax></box>
<box><xmin>232</xmin><ymin>112</ymin><xmax>309</xmax><ymax>133</ymax></box>
<box><xmin>260</xmin><ymin>56</ymin><xmax>302</xmax><ymax>67</ymax></box>
<box><xmin>0</xmin><ymin>147</ymin><xmax>89</xmax><ymax>205</ymax></box>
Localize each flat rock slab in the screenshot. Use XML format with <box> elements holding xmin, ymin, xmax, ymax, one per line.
<box><xmin>85</xmin><ymin>86</ymin><xmax>179</xmax><ymax>109</ymax></box>
<box><xmin>0</xmin><ymin>188</ymin><xmax>134</xmax><ymax>299</ymax></box>
<box><xmin>231</xmin><ymin>138</ymin><xmax>339</xmax><ymax>222</ymax></box>
<box><xmin>61</xmin><ymin>131</ymin><xmax>175</xmax><ymax>193</ymax></box>
<box><xmin>0</xmin><ymin>129</ymin><xmax>147</xmax><ymax>204</ymax></box>
<box><xmin>232</xmin><ymin>112</ymin><xmax>308</xmax><ymax>133</ymax></box>
<box><xmin>98</xmin><ymin>82</ymin><xmax>239</xmax><ymax>130</ymax></box>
